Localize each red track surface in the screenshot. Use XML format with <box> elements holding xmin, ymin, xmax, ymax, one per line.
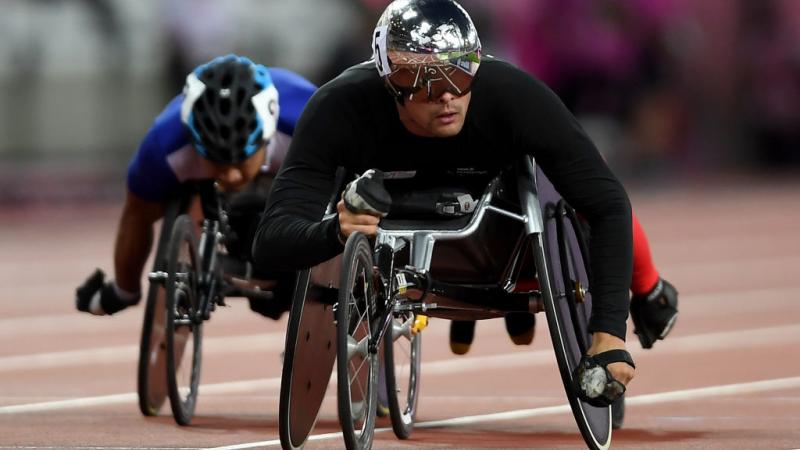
<box><xmin>2</xmin><ymin>175</ymin><xmax>799</xmax><ymax>449</ymax></box>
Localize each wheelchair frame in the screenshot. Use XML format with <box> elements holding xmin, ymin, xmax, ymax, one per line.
<box><xmin>279</xmin><ymin>157</ymin><xmax>615</xmax><ymax>450</ymax></box>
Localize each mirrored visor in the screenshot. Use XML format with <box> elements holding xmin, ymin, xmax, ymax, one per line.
<box><xmin>386</xmin><ymin>53</ymin><xmax>480</xmax><ymax>103</ymax></box>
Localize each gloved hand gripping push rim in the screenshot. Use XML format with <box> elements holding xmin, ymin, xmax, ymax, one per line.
<box><xmin>572</xmin><ymin>349</ymin><xmax>635</xmax><ymax>407</ymax></box>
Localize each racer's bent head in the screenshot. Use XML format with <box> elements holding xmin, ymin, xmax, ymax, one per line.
<box><xmin>373</xmin><ymin>0</ymin><xmax>481</xmax><ymax>137</ymax></box>
<box><xmin>211</xmin><ymin>148</ymin><xmax>266</xmax><ymax>192</ymax></box>
<box><xmin>181</xmin><ymin>54</ymin><xmax>279</xmax><ymax>166</ymax></box>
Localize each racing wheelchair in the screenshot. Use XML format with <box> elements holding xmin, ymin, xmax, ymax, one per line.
<box><xmin>135</xmin><ymin>180</ymin><xmax>281</xmax><ymax>425</ymax></box>
<box><xmin>278</xmin><ymin>157</ymin><xmax>619</xmax><ymax>450</ymax></box>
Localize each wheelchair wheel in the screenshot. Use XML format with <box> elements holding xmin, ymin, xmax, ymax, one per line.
<box><xmin>137</xmin><ymin>201</ymin><xmax>182</xmax><ymax>417</ymax></box>
<box><xmin>383</xmin><ymin>310</ymin><xmax>421</xmax><ymax>439</ymax></box>
<box><xmin>536</xmin><ymin>201</ymin><xmax>612</xmax><ymax>450</ymax></box>
<box><xmin>165</xmin><ymin>214</ymin><xmax>203</xmax><ymax>426</ymax></box>
<box><xmin>279</xmin><ymin>269</ymin><xmax>337</xmax><ymax>450</ymax></box>
<box><xmin>337</xmin><ymin>233</ymin><xmax>379</xmax><ymax>450</ymax></box>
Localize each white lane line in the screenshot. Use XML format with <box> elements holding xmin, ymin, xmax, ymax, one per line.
<box><xmin>0</xmin><ymin>332</ymin><xmax>288</xmax><ymax>372</ymax></box>
<box><xmin>0</xmin><ymin>447</ymin><xmax>198</xmax><ymax>450</ymax></box>
<box><xmin>206</xmin><ymin>376</ymin><xmax>800</xmax><ymax>450</ymax></box>
<box><xmin>0</xmin><ymin>377</ymin><xmax>283</xmax><ymax>414</ymax></box>
<box><xmin>2</xmin><ymin>322</ymin><xmax>798</xmax><ymax>413</ymax></box>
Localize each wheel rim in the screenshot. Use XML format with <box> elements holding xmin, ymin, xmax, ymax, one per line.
<box><xmin>166</xmin><ymin>216</ymin><xmax>202</xmax><ymax>424</ymax></box>
<box><xmin>344</xmin><ymin>263</ymin><xmax>373</xmax><ymax>434</ymax></box>
<box><xmin>387</xmin><ymin>311</ymin><xmax>420</xmax><ymax>430</ymax></box>
<box><xmin>337</xmin><ymin>234</ymin><xmax>378</xmax><ymax>449</ymax></box>
<box><xmin>143</xmin><ymin>284</ymin><xmax>169</xmax><ymax>415</ymax></box>
<box><xmin>171</xmin><ymin>276</ymin><xmax>197</xmax><ymax>406</ymax></box>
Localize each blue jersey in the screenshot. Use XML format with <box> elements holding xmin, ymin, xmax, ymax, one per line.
<box><xmin>127</xmin><ymin>67</ymin><xmax>316</xmax><ymax>202</ymax></box>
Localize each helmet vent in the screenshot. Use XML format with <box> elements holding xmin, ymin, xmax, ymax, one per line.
<box><xmin>220</xmin><ymin>98</ymin><xmax>231</xmax><ymax>116</ymax></box>
<box><xmin>203</xmin><ymin>118</ymin><xmax>216</xmax><ymax>133</ymax></box>
<box><xmin>236</xmin><ymin>88</ymin><xmax>246</xmax><ymax>106</ymax></box>
<box><xmin>220</xmin><ymin>125</ymin><xmax>231</xmax><ymax>140</ymax></box>
<box><xmin>221</xmin><ymin>72</ymin><xmax>233</xmax><ymax>87</ymax></box>
<box><xmin>205</xmin><ymin>90</ymin><xmax>216</xmax><ymax>107</ymax></box>
<box><xmin>235</xmin><ymin>117</ymin><xmax>245</xmax><ymax>131</ymax></box>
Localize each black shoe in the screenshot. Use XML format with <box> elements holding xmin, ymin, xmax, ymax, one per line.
<box><xmin>247</xmin><ymin>274</ymin><xmax>294</xmax><ymax>320</ymax></box>
<box><xmin>630</xmin><ymin>278</ymin><xmax>679</xmax><ymax>349</ymax></box>
<box><xmin>504</xmin><ymin>312</ymin><xmax>535</xmax><ymax>345</ymax></box>
<box><xmin>449</xmin><ymin>320</ymin><xmax>475</xmax><ymax>355</ymax></box>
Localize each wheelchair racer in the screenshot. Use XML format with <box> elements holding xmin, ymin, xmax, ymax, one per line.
<box><xmin>75</xmin><ymin>54</ymin><xmax>316</xmax><ymax>318</ymax></box>
<box><xmin>253</xmin><ymin>0</ymin><xmax>677</xmax><ymax>405</ymax></box>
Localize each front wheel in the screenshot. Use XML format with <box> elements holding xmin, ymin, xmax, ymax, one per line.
<box><xmin>165</xmin><ymin>214</ymin><xmax>203</xmax><ymax>426</ymax></box>
<box><xmin>137</xmin><ymin>200</ymin><xmax>183</xmax><ymax>417</ymax></box>
<box><xmin>336</xmin><ymin>233</ymin><xmax>379</xmax><ymax>450</ymax></box>
<box><xmin>384</xmin><ymin>310</ymin><xmax>421</xmax><ymax>439</ymax></box>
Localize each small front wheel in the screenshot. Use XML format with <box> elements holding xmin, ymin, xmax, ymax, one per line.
<box><xmin>384</xmin><ymin>310</ymin><xmax>421</xmax><ymax>439</ymax></box>
<box><xmin>336</xmin><ymin>232</ymin><xmax>379</xmax><ymax>450</ymax></box>
<box><xmin>165</xmin><ymin>214</ymin><xmax>203</xmax><ymax>426</ymax></box>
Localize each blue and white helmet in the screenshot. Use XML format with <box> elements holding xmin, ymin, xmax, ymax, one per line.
<box><xmin>180</xmin><ymin>54</ymin><xmax>279</xmax><ymax>164</ymax></box>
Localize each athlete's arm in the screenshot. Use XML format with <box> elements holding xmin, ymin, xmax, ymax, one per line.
<box><xmin>113</xmin><ymin>191</ymin><xmax>165</xmax><ymax>293</ymax></box>
<box><xmin>495</xmin><ymin>61</ymin><xmax>633</xmax><ymax>340</ymax></box>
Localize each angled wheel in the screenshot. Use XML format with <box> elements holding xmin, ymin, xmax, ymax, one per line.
<box><xmin>383</xmin><ymin>310</ymin><xmax>421</xmax><ymax>439</ymax></box>
<box><xmin>279</xmin><ymin>269</ymin><xmax>337</xmax><ymax>450</ymax></box>
<box><xmin>165</xmin><ymin>214</ymin><xmax>203</xmax><ymax>425</ymax></box>
<box><xmin>137</xmin><ymin>200</ymin><xmax>182</xmax><ymax>417</ymax></box>
<box><xmin>337</xmin><ymin>233</ymin><xmax>379</xmax><ymax>450</ymax></box>
<box><xmin>535</xmin><ymin>200</ymin><xmax>612</xmax><ymax>450</ymax></box>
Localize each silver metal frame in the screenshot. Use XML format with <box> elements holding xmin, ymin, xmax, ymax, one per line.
<box><xmin>376</xmin><ymin>157</ymin><xmax>544</xmax><ymax>272</ymax></box>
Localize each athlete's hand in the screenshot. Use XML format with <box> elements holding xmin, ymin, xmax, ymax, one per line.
<box><xmin>588</xmin><ymin>332</ymin><xmax>635</xmax><ymax>386</ymax></box>
<box><xmin>337</xmin><ymin>199</ymin><xmax>381</xmax><ymax>240</ymax></box>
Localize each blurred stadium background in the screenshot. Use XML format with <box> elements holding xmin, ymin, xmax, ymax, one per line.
<box><xmin>1</xmin><ymin>0</ymin><xmax>799</xmax><ymax>207</ymax></box>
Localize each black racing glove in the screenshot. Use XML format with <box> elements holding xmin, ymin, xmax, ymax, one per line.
<box><xmin>342</xmin><ymin>169</ymin><xmax>391</xmax><ymax>217</ymax></box>
<box><xmin>75</xmin><ymin>269</ymin><xmax>139</xmax><ymax>316</ymax></box>
<box><xmin>572</xmin><ymin>349</ymin><xmax>635</xmax><ymax>407</ymax></box>
<box><xmin>630</xmin><ymin>278</ymin><xmax>679</xmax><ymax>349</ymax></box>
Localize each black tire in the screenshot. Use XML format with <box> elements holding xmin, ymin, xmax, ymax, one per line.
<box><xmin>383</xmin><ymin>310</ymin><xmax>421</xmax><ymax>439</ymax></box>
<box><xmin>337</xmin><ymin>233</ymin><xmax>379</xmax><ymax>450</ymax></box>
<box><xmin>279</xmin><ymin>269</ymin><xmax>338</xmax><ymax>450</ymax></box>
<box><xmin>137</xmin><ymin>200</ymin><xmax>182</xmax><ymax>417</ymax></box>
<box><xmin>536</xmin><ymin>201</ymin><xmax>612</xmax><ymax>450</ymax></box>
<box><xmin>165</xmin><ymin>214</ymin><xmax>203</xmax><ymax>426</ymax></box>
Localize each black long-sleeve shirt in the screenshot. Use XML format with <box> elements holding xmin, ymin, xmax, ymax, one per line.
<box><xmin>253</xmin><ymin>58</ymin><xmax>632</xmax><ymax>339</ymax></box>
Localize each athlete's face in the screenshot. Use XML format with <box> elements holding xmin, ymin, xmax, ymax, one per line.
<box><xmin>397</xmin><ymin>91</ymin><xmax>471</xmax><ymax>138</ymax></box>
<box><xmin>211</xmin><ymin>145</ymin><xmax>266</xmax><ymax>191</ymax></box>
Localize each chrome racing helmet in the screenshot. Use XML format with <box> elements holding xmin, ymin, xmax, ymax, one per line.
<box><xmin>180</xmin><ymin>54</ymin><xmax>279</xmax><ymax>164</ymax></box>
<box><xmin>372</xmin><ymin>0</ymin><xmax>481</xmax><ymax>103</ymax></box>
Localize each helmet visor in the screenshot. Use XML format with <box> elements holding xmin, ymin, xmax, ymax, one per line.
<box><xmin>386</xmin><ymin>52</ymin><xmax>480</xmax><ymax>103</ymax></box>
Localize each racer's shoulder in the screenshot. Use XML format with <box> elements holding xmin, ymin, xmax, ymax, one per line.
<box><xmin>315</xmin><ymin>61</ymin><xmax>382</xmax><ymax>102</ymax></box>
<box><xmin>473</xmin><ymin>56</ymin><xmax>558</xmax><ymax>107</ymax></box>
<box><xmin>475</xmin><ymin>56</ymin><xmax>545</xmax><ymax>89</ymax></box>
<box><xmin>138</xmin><ymin>94</ymin><xmax>188</xmax><ymax>157</ymax></box>
<box><xmin>265</xmin><ymin>67</ymin><xmax>317</xmax><ymax>93</ymax></box>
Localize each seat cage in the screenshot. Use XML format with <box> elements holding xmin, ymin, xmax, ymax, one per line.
<box><xmin>377</xmin><ymin>156</ymin><xmax>545</xmax><ymax>290</ymax></box>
